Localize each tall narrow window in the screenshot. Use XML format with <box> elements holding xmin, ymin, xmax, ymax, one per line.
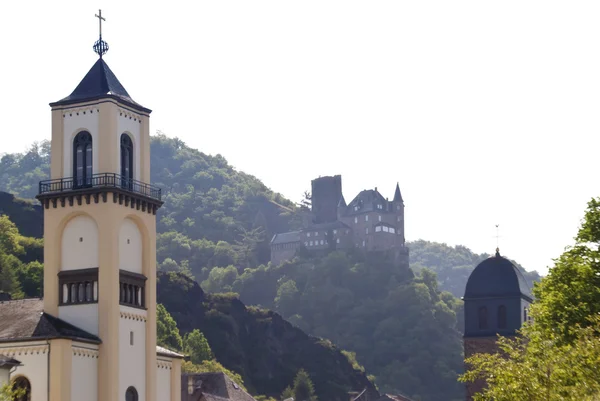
<box><xmin>478</xmin><ymin>306</ymin><xmax>488</xmax><ymax>329</ymax></box>
<box><xmin>524</xmin><ymin>307</ymin><xmax>528</xmax><ymax>322</ymax></box>
<box><xmin>121</xmin><ymin>133</ymin><xmax>134</xmax><ymax>188</ymax></box>
<box><xmin>73</xmin><ymin>131</ymin><xmax>93</xmax><ymax>188</ymax></box>
<box><xmin>498</xmin><ymin>305</ymin><xmax>507</xmax><ymax>329</ymax></box>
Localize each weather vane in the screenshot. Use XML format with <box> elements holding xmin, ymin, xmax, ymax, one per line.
<box><xmin>93</xmin><ymin>9</ymin><xmax>109</xmax><ymax>58</ymax></box>
<box><xmin>495</xmin><ymin>224</ymin><xmax>501</xmax><ymax>256</ymax></box>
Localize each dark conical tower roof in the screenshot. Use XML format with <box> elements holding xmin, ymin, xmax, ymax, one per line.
<box><xmin>50</xmin><ymin>58</ymin><xmax>150</xmax><ymax>113</ymax></box>
<box><xmin>393</xmin><ymin>183</ymin><xmax>403</xmax><ymax>202</ymax></box>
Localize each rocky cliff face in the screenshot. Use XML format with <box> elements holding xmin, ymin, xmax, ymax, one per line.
<box><xmin>157</xmin><ymin>272</ymin><xmax>379</xmax><ymax>401</ymax></box>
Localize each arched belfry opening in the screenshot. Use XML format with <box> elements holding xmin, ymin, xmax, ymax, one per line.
<box><xmin>12</xmin><ymin>376</ymin><xmax>32</xmax><ymax>401</ymax></box>
<box><xmin>121</xmin><ymin>133</ymin><xmax>134</xmax><ymax>185</ymax></box>
<box><xmin>73</xmin><ymin>131</ymin><xmax>93</xmax><ymax>188</ymax></box>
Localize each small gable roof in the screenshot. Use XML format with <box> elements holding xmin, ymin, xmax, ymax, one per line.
<box><xmin>271</xmin><ymin>231</ymin><xmax>301</xmax><ymax>245</ymax></box>
<box><xmin>0</xmin><ymin>299</ymin><xmax>100</xmax><ymax>344</ymax></box>
<box><xmin>156</xmin><ymin>345</ymin><xmax>185</xmax><ymax>359</ymax></box>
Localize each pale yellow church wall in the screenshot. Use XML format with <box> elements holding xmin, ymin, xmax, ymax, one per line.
<box><xmin>0</xmin><ymin>341</ymin><xmax>49</xmax><ymax>401</ymax></box>
<box><xmin>156</xmin><ymin>359</ymin><xmax>172</xmax><ymax>401</ymax></box>
<box><xmin>71</xmin><ymin>342</ymin><xmax>99</xmax><ymax>401</ymax></box>
<box><xmin>62</xmin><ymin>107</ymin><xmax>100</xmax><ymax>177</ymax></box>
<box><xmin>61</xmin><ymin>214</ymin><xmax>99</xmax><ymax>271</ymax></box>
<box><xmin>59</xmin><ymin>304</ymin><xmax>99</xmax><ymax>336</ymax></box>
<box><xmin>0</xmin><ymin>369</ymin><xmax>9</xmax><ymax>388</ymax></box>
<box><xmin>43</xmin><ymin>203</ymin><xmax>157</xmax><ymax>401</ymax></box>
<box><xmin>119</xmin><ymin>218</ymin><xmax>143</xmax><ymax>273</ymax></box>
<box><xmin>119</xmin><ymin>306</ymin><xmax>147</xmax><ymax>400</ymax></box>
<box><xmin>117</xmin><ymin>110</ymin><xmax>142</xmax><ymax>181</ymax></box>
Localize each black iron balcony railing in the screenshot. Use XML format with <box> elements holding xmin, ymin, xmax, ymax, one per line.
<box><xmin>39</xmin><ymin>173</ymin><xmax>162</xmax><ymax>201</ymax></box>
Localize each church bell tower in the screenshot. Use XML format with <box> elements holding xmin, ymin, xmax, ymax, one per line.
<box><xmin>36</xmin><ymin>10</ymin><xmax>165</xmax><ymax>401</ymax></box>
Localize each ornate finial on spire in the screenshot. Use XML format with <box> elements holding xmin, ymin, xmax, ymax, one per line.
<box><xmin>93</xmin><ymin>9</ymin><xmax>109</xmax><ymax>58</ymax></box>
<box><xmin>495</xmin><ymin>247</ymin><xmax>500</xmax><ymax>257</ymax></box>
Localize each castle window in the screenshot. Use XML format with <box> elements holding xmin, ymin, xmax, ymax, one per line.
<box><xmin>304</xmin><ymin>242</ymin><xmax>308</xmax><ymax>246</ymax></box>
<box><xmin>336</xmin><ymin>238</ymin><xmax>340</xmax><ymax>244</ymax></box>
<box><xmin>397</xmin><ymin>204</ymin><xmax>400</xmax><ymax>210</ymax></box>
<box><xmin>307</xmin><ymin>233</ymin><xmax>310</xmax><ymax>237</ymax></box>
<box><xmin>478</xmin><ymin>306</ymin><xmax>488</xmax><ymax>329</ymax></box>
<box><xmin>378</xmin><ymin>215</ymin><xmax>382</xmax><ymax>222</ymax></box>
<box><xmin>366</xmin><ymin>228</ymin><xmax>369</xmax><ymax>234</ymax></box>
<box><xmin>314</xmin><ymin>232</ymin><xmax>318</xmax><ymax>236</ymax></box>
<box><xmin>12</xmin><ymin>376</ymin><xmax>31</xmax><ymax>401</ymax></box>
<box><xmin>498</xmin><ymin>305</ymin><xmax>507</xmax><ymax>329</ymax></box>
<box><xmin>126</xmin><ymin>387</ymin><xmax>139</xmax><ymax>401</ymax></box>
<box><xmin>73</xmin><ymin>131</ymin><xmax>93</xmax><ymax>188</ymax></box>
<box><xmin>320</xmin><ymin>240</ymin><xmax>324</xmax><ymax>245</ymax></box>
<box><xmin>333</xmin><ymin>230</ymin><xmax>337</xmax><ymax>235</ymax></box>
<box><xmin>354</xmin><ymin>217</ymin><xmax>358</xmax><ymax>224</ymax></box>
<box><xmin>383</xmin><ymin>226</ymin><xmax>389</xmax><ymax>233</ymax></box>
<box><xmin>390</xmin><ymin>227</ymin><xmax>396</xmax><ymax>234</ymax></box>
<box><xmin>309</xmin><ymin>241</ymin><xmax>313</xmax><ymax>246</ymax></box>
<box><xmin>362</xmin><ymin>240</ymin><xmax>365</xmax><ymax>247</ymax></box>
<box><xmin>365</xmin><ymin>215</ymin><xmax>369</xmax><ymax>222</ymax></box>
<box><xmin>398</xmin><ymin>216</ymin><xmax>401</xmax><ymax>222</ymax></box>
<box><xmin>375</xmin><ymin>226</ymin><xmax>382</xmax><ymax>232</ymax></box>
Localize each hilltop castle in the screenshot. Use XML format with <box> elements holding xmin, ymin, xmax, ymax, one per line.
<box><xmin>270</xmin><ymin>175</ymin><xmax>409</xmax><ymax>265</ymax></box>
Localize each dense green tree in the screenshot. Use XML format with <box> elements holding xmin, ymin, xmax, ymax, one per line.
<box><xmin>533</xmin><ymin>197</ymin><xmax>600</xmax><ymax>343</ymax></box>
<box><xmin>460</xmin><ymin>315</ymin><xmax>600</xmax><ymax>400</ymax></box>
<box><xmin>292</xmin><ymin>369</ymin><xmax>317</xmax><ymax>401</ymax></box>
<box><xmin>184</xmin><ymin>329</ymin><xmax>213</xmax><ymax>364</ymax></box>
<box><xmin>157</xmin><ymin>303</ymin><xmax>183</xmax><ymax>351</ymax></box>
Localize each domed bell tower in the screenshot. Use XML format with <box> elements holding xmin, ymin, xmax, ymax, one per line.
<box><xmin>36</xmin><ymin>11</ymin><xmax>163</xmax><ymax>401</ymax></box>
<box><xmin>462</xmin><ymin>249</ymin><xmax>533</xmax><ymax>400</ymax></box>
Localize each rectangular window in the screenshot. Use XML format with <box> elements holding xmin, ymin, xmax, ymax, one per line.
<box><xmin>375</xmin><ymin>226</ymin><xmax>382</xmax><ymax>232</ymax></box>
<box><xmin>320</xmin><ymin>240</ymin><xmax>324</xmax><ymax>245</ymax></box>
<box><xmin>309</xmin><ymin>241</ymin><xmax>313</xmax><ymax>246</ymax></box>
<box><xmin>362</xmin><ymin>240</ymin><xmax>365</xmax><ymax>247</ymax></box>
<box><xmin>390</xmin><ymin>227</ymin><xmax>396</xmax><ymax>234</ymax></box>
<box><xmin>365</xmin><ymin>215</ymin><xmax>369</xmax><ymax>222</ymax></box>
<box><xmin>397</xmin><ymin>216</ymin><xmax>401</xmax><ymax>222</ymax></box>
<box><xmin>130</xmin><ymin>331</ymin><xmax>134</xmax><ymax>346</ymax></box>
<box><xmin>333</xmin><ymin>230</ymin><xmax>337</xmax><ymax>235</ymax></box>
<box><xmin>383</xmin><ymin>226</ymin><xmax>389</xmax><ymax>232</ymax></box>
<box><xmin>354</xmin><ymin>217</ymin><xmax>358</xmax><ymax>224</ymax></box>
<box><xmin>307</xmin><ymin>232</ymin><xmax>310</xmax><ymax>237</ymax></box>
<box><xmin>378</xmin><ymin>215</ymin><xmax>382</xmax><ymax>222</ymax></box>
<box><xmin>336</xmin><ymin>238</ymin><xmax>340</xmax><ymax>244</ymax></box>
<box><xmin>366</xmin><ymin>228</ymin><xmax>369</xmax><ymax>234</ymax></box>
<box><xmin>315</xmin><ymin>232</ymin><xmax>318</xmax><ymax>236</ymax></box>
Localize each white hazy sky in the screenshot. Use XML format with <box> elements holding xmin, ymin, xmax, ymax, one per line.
<box><xmin>2</xmin><ymin>1</ymin><xmax>600</xmax><ymax>276</ymax></box>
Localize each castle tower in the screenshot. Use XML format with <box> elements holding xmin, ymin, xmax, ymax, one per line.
<box><xmin>462</xmin><ymin>249</ymin><xmax>533</xmax><ymax>400</ymax></box>
<box><xmin>311</xmin><ymin>175</ymin><xmax>342</xmax><ymax>224</ymax></box>
<box><xmin>35</xmin><ymin>14</ymin><xmax>171</xmax><ymax>401</ymax></box>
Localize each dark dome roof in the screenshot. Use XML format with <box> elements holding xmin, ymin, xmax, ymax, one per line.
<box><xmin>464</xmin><ymin>250</ymin><xmax>532</xmax><ymax>300</ymax></box>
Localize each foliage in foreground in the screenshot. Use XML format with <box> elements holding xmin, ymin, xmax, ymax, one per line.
<box><xmin>460</xmin><ymin>315</ymin><xmax>600</xmax><ymax>401</ymax></box>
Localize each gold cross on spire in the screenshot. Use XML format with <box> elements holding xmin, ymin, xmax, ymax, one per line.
<box><xmin>95</xmin><ymin>9</ymin><xmax>106</xmax><ymax>38</ymax></box>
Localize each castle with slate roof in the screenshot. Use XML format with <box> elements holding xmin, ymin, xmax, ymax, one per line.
<box><xmin>270</xmin><ymin>175</ymin><xmax>409</xmax><ymax>266</ymax></box>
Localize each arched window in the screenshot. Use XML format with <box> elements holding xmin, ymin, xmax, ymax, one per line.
<box><xmin>498</xmin><ymin>305</ymin><xmax>507</xmax><ymax>329</ymax></box>
<box><xmin>125</xmin><ymin>386</ymin><xmax>138</xmax><ymax>401</ymax></box>
<box><xmin>120</xmin><ymin>134</ymin><xmax>134</xmax><ymax>187</ymax></box>
<box><xmin>73</xmin><ymin>131</ymin><xmax>93</xmax><ymax>188</ymax></box>
<box><xmin>478</xmin><ymin>306</ymin><xmax>488</xmax><ymax>329</ymax></box>
<box><xmin>12</xmin><ymin>376</ymin><xmax>31</xmax><ymax>401</ymax></box>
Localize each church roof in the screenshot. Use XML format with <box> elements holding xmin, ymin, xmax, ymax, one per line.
<box><xmin>182</xmin><ymin>372</ymin><xmax>255</xmax><ymax>401</ymax></box>
<box><xmin>0</xmin><ymin>299</ymin><xmax>101</xmax><ymax>344</ymax></box>
<box><xmin>0</xmin><ymin>354</ymin><xmax>21</xmax><ymax>368</ymax></box>
<box><xmin>156</xmin><ymin>345</ymin><xmax>185</xmax><ymax>359</ymax></box>
<box><xmin>49</xmin><ymin>58</ymin><xmax>151</xmax><ymax>113</ymax></box>
<box><xmin>464</xmin><ymin>251</ymin><xmax>533</xmax><ymax>301</ymax></box>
